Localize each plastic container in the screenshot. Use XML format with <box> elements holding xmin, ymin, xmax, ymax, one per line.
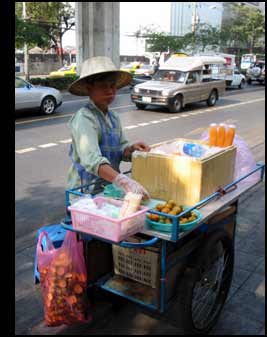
<box><xmin>104</xmin><ymin>184</ymin><xmax>125</xmax><ymax>199</ymax></box>
<box><xmin>208</xmin><ymin>123</ymin><xmax>217</xmax><ymax>146</ymax></box>
<box><xmin>182</xmin><ymin>143</ymin><xmax>206</xmax><ymax>158</ymax></box>
<box><xmin>146</xmin><ymin>208</ymin><xmax>202</xmax><ymax>233</ymax></box>
<box><xmin>216</xmin><ymin>123</ymin><xmax>226</xmax><ymax>147</ymax></box>
<box><xmin>68</xmin><ymin>197</ymin><xmax>148</xmax><ymax>242</ymax></box>
<box><xmin>224</xmin><ymin>124</ymin><xmax>236</xmax><ymax>147</ymax></box>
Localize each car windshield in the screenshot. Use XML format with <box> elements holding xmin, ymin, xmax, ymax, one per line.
<box><xmin>59</xmin><ymin>66</ymin><xmax>72</xmax><ymax>71</ymax></box>
<box><xmin>121</xmin><ymin>64</ymin><xmax>133</xmax><ymax>69</ymax></box>
<box><xmin>139</xmin><ymin>64</ymin><xmax>151</xmax><ymax>69</ymax></box>
<box><xmin>153</xmin><ymin>70</ymin><xmax>186</xmax><ymax>83</ymax></box>
<box><xmin>242</xmin><ymin>55</ymin><xmax>254</xmax><ymax>61</ymax></box>
<box><xmin>15</xmin><ymin>77</ymin><xmax>28</xmax><ymax>88</ymax></box>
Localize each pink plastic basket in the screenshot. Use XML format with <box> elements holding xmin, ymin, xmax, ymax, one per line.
<box><xmin>68</xmin><ymin>197</ymin><xmax>148</xmax><ymax>242</ymax></box>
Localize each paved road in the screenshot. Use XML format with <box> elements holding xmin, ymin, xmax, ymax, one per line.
<box><xmin>15</xmin><ymin>86</ymin><xmax>265</xmax><ymax>335</ymax></box>
<box><xmin>15</xmin><ymin>86</ymin><xmax>265</xmax><ymax>239</ymax></box>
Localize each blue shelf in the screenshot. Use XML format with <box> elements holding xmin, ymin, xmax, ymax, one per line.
<box><xmin>99</xmin><ymin>275</ymin><xmax>158</xmax><ymax>311</ymax></box>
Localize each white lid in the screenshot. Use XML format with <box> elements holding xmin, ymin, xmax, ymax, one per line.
<box><xmin>228</xmin><ymin>124</ymin><xmax>236</xmax><ymax>128</ymax></box>
<box><xmin>210</xmin><ymin>123</ymin><xmax>217</xmax><ymax>126</ymax></box>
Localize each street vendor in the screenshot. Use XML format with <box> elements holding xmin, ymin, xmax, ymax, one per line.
<box><xmin>67</xmin><ymin>56</ymin><xmax>150</xmax><ymax>199</ymax></box>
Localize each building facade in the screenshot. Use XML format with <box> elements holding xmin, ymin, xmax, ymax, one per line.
<box><xmin>170</xmin><ymin>2</ymin><xmax>223</xmax><ymax>36</ymax></box>
<box><xmin>170</xmin><ymin>2</ymin><xmax>265</xmax><ymax>36</ymax></box>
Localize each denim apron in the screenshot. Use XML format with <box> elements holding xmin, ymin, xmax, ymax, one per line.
<box><xmin>69</xmin><ymin>104</ymin><xmax>123</xmax><ymax>193</ymax></box>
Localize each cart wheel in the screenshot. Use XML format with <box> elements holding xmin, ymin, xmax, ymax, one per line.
<box><xmin>172</xmin><ymin>230</ymin><xmax>234</xmax><ymax>334</ymax></box>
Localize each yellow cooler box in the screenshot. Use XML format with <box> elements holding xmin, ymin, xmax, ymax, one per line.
<box><xmin>132</xmin><ymin>138</ymin><xmax>236</xmax><ymax>206</ymax></box>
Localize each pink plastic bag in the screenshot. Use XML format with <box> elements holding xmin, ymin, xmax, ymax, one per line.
<box><xmin>37</xmin><ymin>230</ymin><xmax>91</xmax><ymax>327</ymax></box>
<box><xmin>201</xmin><ymin>131</ymin><xmax>260</xmax><ymax>184</ymax></box>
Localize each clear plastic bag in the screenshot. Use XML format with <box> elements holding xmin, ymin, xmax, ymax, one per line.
<box><xmin>201</xmin><ymin>131</ymin><xmax>260</xmax><ymax>184</ymax></box>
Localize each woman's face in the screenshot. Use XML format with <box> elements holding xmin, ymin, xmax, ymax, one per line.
<box><xmin>87</xmin><ymin>80</ymin><xmax>117</xmax><ymax>111</ymax></box>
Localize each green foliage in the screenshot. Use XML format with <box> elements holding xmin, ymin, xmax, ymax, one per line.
<box><xmin>15</xmin><ymin>15</ymin><xmax>49</xmax><ymax>49</ymax></box>
<box><xmin>29</xmin><ymin>74</ymin><xmax>79</xmax><ymax>91</ymax></box>
<box><xmin>220</xmin><ymin>3</ymin><xmax>265</xmax><ymax>52</ymax></box>
<box><xmin>15</xmin><ymin>2</ymin><xmax>75</xmax><ymax>60</ymax></box>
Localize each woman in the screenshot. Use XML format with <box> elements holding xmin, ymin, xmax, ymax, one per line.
<box><xmin>67</xmin><ymin>56</ymin><xmax>150</xmax><ymax>199</ymax></box>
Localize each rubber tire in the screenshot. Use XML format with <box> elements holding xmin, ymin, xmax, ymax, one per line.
<box><xmin>40</xmin><ymin>96</ymin><xmax>56</xmax><ymax>115</ymax></box>
<box><xmin>206</xmin><ymin>90</ymin><xmax>217</xmax><ymax>107</ymax></box>
<box><xmin>171</xmin><ymin>230</ymin><xmax>234</xmax><ymax>335</ymax></box>
<box><xmin>247</xmin><ymin>79</ymin><xmax>252</xmax><ymax>85</ymax></box>
<box><xmin>239</xmin><ymin>80</ymin><xmax>245</xmax><ymax>89</ymax></box>
<box><xmin>168</xmin><ymin>95</ymin><xmax>183</xmax><ymax>113</ymax></box>
<box><xmin>135</xmin><ymin>103</ymin><xmax>147</xmax><ymax>110</ymax></box>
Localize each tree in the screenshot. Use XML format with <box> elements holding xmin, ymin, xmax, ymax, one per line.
<box><xmin>183</xmin><ymin>23</ymin><xmax>221</xmax><ymax>53</ymax></box>
<box><xmin>134</xmin><ymin>25</ymin><xmax>189</xmax><ymax>54</ymax></box>
<box><xmin>15</xmin><ymin>15</ymin><xmax>49</xmax><ymax>49</ymax></box>
<box><xmin>15</xmin><ymin>2</ymin><xmax>75</xmax><ymax>66</ymax></box>
<box><xmin>220</xmin><ymin>3</ymin><xmax>265</xmax><ymax>53</ymax></box>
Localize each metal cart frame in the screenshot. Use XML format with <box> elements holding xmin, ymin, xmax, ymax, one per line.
<box><xmin>62</xmin><ymin>162</ymin><xmax>265</xmax><ymax>332</ymax></box>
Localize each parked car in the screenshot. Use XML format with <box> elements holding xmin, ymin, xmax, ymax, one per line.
<box><xmin>120</xmin><ymin>62</ymin><xmax>142</xmax><ymax>75</ymax></box>
<box><xmin>246</xmin><ymin>61</ymin><xmax>265</xmax><ymax>85</ymax></box>
<box><xmin>49</xmin><ymin>63</ymin><xmax>77</xmax><ymax>77</ymax></box>
<box><xmin>15</xmin><ymin>76</ymin><xmax>62</xmax><ymax>115</ymax></box>
<box><xmin>134</xmin><ymin>64</ymin><xmax>154</xmax><ymax>76</ymax></box>
<box><xmin>131</xmin><ymin>56</ymin><xmax>226</xmax><ymax>113</ymax></box>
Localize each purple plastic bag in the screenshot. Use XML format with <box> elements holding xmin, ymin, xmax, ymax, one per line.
<box><xmin>201</xmin><ymin>131</ymin><xmax>261</xmax><ymax>184</ymax></box>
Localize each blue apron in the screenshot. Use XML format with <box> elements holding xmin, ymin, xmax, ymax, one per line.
<box><xmin>69</xmin><ymin>104</ymin><xmax>123</xmax><ymax>193</ymax></box>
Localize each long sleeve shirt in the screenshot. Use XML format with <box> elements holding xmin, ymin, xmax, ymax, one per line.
<box><xmin>67</xmin><ymin>98</ymin><xmax>130</xmax><ymax>190</ymax></box>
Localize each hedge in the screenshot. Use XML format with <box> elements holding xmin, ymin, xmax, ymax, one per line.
<box><xmin>30</xmin><ymin>74</ymin><xmax>79</xmax><ymax>91</ymax></box>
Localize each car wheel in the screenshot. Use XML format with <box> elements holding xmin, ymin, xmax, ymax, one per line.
<box><xmin>169</xmin><ymin>95</ymin><xmax>183</xmax><ymax>113</ymax></box>
<box><xmin>247</xmin><ymin>79</ymin><xmax>252</xmax><ymax>85</ymax></box>
<box><xmin>238</xmin><ymin>79</ymin><xmax>245</xmax><ymax>89</ymax></box>
<box><xmin>207</xmin><ymin>90</ymin><xmax>217</xmax><ymax>107</ymax></box>
<box><xmin>40</xmin><ymin>96</ymin><xmax>56</xmax><ymax>115</ymax></box>
<box><xmin>135</xmin><ymin>103</ymin><xmax>147</xmax><ymax>110</ymax></box>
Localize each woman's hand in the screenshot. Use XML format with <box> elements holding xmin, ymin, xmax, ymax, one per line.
<box><xmin>130</xmin><ymin>142</ymin><xmax>151</xmax><ymax>152</ymax></box>
<box><xmin>112</xmin><ymin>173</ymin><xmax>150</xmax><ymax>200</ymax></box>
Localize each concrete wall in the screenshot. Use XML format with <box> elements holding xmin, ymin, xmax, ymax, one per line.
<box><xmin>15</xmin><ymin>54</ymin><xmax>76</xmax><ymax>75</ymax></box>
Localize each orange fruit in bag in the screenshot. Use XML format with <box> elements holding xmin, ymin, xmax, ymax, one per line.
<box><xmin>73</xmin><ymin>284</ymin><xmax>83</xmax><ymax>295</ymax></box>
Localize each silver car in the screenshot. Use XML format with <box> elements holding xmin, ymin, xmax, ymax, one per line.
<box><xmin>15</xmin><ymin>76</ymin><xmax>62</xmax><ymax>115</ymax></box>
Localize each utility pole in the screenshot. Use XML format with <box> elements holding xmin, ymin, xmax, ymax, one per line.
<box><xmin>191</xmin><ymin>2</ymin><xmax>199</xmax><ymax>54</ymax></box>
<box><xmin>22</xmin><ymin>2</ymin><xmax>30</xmax><ymax>81</ymax></box>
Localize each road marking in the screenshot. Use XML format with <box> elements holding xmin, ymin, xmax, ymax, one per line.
<box><xmin>15</xmin><ymin>104</ymin><xmax>136</xmax><ymax>125</ymax></box>
<box><xmin>15</xmin><ymin>97</ymin><xmax>265</xmax><ymax>154</ymax></box>
<box><xmin>124</xmin><ymin>125</ymin><xmax>138</xmax><ymax>129</ymax></box>
<box><xmin>15</xmin><ymin>147</ymin><xmax>37</xmax><ymax>154</ymax></box>
<box><xmin>138</xmin><ymin>122</ymin><xmax>150</xmax><ymax>126</ymax></box>
<box><xmin>185</xmin><ymin>127</ymin><xmax>207</xmax><ymax>136</ymax></box>
<box><xmin>38</xmin><ymin>143</ymin><xmax>58</xmax><ymax>148</ymax></box>
<box><xmin>15</xmin><ymin>114</ymin><xmax>72</xmax><ymax>125</ymax></box>
<box><xmin>59</xmin><ymin>139</ymin><xmax>72</xmax><ymax>144</ymax></box>
<box><xmin>112</xmin><ymin>104</ymin><xmax>135</xmax><ymax>110</ymax></box>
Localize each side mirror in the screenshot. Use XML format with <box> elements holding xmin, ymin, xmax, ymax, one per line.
<box><xmin>27</xmin><ymin>83</ymin><xmax>32</xmax><ymax>89</ymax></box>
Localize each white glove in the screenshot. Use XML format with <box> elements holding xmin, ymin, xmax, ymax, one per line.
<box><xmin>112</xmin><ymin>174</ymin><xmax>150</xmax><ymax>200</ymax></box>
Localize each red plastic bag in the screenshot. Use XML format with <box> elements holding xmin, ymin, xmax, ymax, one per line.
<box><xmin>37</xmin><ymin>230</ymin><xmax>91</xmax><ymax>326</ymax></box>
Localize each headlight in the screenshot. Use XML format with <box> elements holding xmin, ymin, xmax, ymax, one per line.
<box><xmin>134</xmin><ymin>87</ymin><xmax>140</xmax><ymax>93</ymax></box>
<box><xmin>161</xmin><ymin>90</ymin><xmax>169</xmax><ymax>96</ymax></box>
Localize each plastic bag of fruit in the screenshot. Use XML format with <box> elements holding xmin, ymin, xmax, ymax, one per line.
<box><xmin>37</xmin><ymin>230</ymin><xmax>91</xmax><ymax>326</ymax></box>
